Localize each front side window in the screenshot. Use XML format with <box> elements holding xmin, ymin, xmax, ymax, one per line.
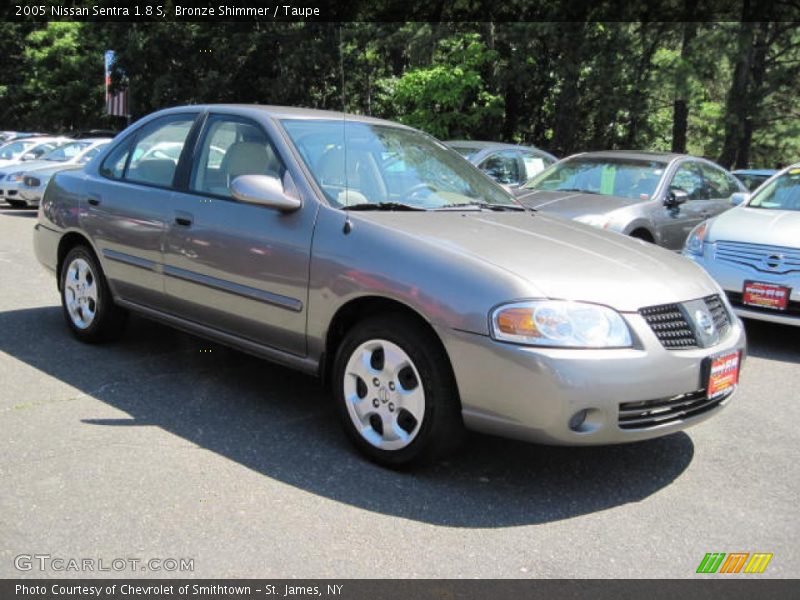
<box><xmin>79</xmin><ymin>144</ymin><xmax>107</xmax><ymax>164</ymax></box>
<box><xmin>0</xmin><ymin>141</ymin><xmax>33</xmax><ymax>160</ymax></box>
<box><xmin>479</xmin><ymin>151</ymin><xmax>521</xmax><ymax>185</ymax></box>
<box><xmin>112</xmin><ymin>114</ymin><xmax>195</xmax><ymax>187</ymax></box>
<box><xmin>670</xmin><ymin>163</ymin><xmax>707</xmax><ymax>201</ymax></box>
<box><xmin>749</xmin><ymin>168</ymin><xmax>800</xmax><ymax>211</ymax></box>
<box><xmin>526</xmin><ymin>157</ymin><xmax>666</xmax><ymax>201</ymax></box>
<box><xmin>281</xmin><ymin>119</ymin><xmax>516</xmax><ymax>209</ymax></box>
<box><xmin>190</xmin><ymin>116</ymin><xmax>286</xmax><ymax>198</ymax></box>
<box><xmin>699</xmin><ymin>163</ymin><xmax>740</xmax><ymax>198</ymax></box>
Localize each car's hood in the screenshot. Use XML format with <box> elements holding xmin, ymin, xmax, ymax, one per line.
<box><xmin>23</xmin><ymin>163</ymin><xmax>80</xmax><ymax>178</ymax></box>
<box><xmin>9</xmin><ymin>159</ymin><xmax>62</xmax><ymax>173</ymax></box>
<box><xmin>514</xmin><ymin>188</ymin><xmax>639</xmax><ymax>218</ymax></box>
<box><xmin>354</xmin><ymin>211</ymin><xmax>717</xmax><ymax>312</ymax></box>
<box><xmin>708</xmin><ymin>206</ymin><xmax>800</xmax><ymax>248</ymax></box>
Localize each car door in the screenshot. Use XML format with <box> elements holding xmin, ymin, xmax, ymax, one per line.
<box><xmin>698</xmin><ymin>161</ymin><xmax>743</xmax><ymax>218</ymax></box>
<box><xmin>163</xmin><ymin>113</ymin><xmax>316</xmax><ymax>356</ymax></box>
<box><xmin>81</xmin><ymin>112</ymin><xmax>198</xmax><ymax>310</ymax></box>
<box><xmin>657</xmin><ymin>161</ymin><xmax>709</xmax><ymax>250</ymax></box>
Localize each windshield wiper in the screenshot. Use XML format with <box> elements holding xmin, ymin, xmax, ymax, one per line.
<box><xmin>342</xmin><ymin>202</ymin><xmax>426</xmax><ymax>212</ymax></box>
<box><xmin>436</xmin><ymin>201</ymin><xmax>526</xmax><ymax>212</ymax></box>
<box><xmin>558</xmin><ymin>188</ymin><xmax>600</xmax><ymax>194</ymax></box>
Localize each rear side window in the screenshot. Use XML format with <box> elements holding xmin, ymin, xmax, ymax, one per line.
<box><xmin>479</xmin><ymin>151</ymin><xmax>520</xmax><ymax>185</ymax></box>
<box><xmin>100</xmin><ymin>114</ymin><xmax>195</xmax><ymax>187</ymax></box>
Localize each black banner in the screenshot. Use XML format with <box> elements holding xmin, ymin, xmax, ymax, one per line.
<box><xmin>4</xmin><ymin>580</ymin><xmax>799</xmax><ymax>600</ymax></box>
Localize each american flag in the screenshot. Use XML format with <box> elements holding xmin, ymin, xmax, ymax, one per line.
<box><xmin>105</xmin><ymin>50</ymin><xmax>129</xmax><ymax>117</ymax></box>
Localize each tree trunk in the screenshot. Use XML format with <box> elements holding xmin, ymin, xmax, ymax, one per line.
<box><xmin>719</xmin><ymin>2</ymin><xmax>756</xmax><ymax>168</ymax></box>
<box><xmin>671</xmin><ymin>21</ymin><xmax>697</xmax><ymax>153</ymax></box>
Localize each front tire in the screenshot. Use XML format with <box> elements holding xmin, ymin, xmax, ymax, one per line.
<box><xmin>60</xmin><ymin>246</ymin><xmax>128</xmax><ymax>343</ymax></box>
<box><xmin>332</xmin><ymin>314</ymin><xmax>464</xmax><ymax>468</ymax></box>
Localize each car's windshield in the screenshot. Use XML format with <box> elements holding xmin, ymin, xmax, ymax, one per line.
<box><xmin>0</xmin><ymin>141</ymin><xmax>33</xmax><ymax>160</ymax></box>
<box><xmin>524</xmin><ymin>156</ymin><xmax>668</xmax><ymax>201</ymax></box>
<box><xmin>748</xmin><ymin>168</ymin><xmax>800</xmax><ymax>211</ymax></box>
<box><xmin>281</xmin><ymin>119</ymin><xmax>516</xmax><ymax>210</ymax></box>
<box><xmin>43</xmin><ymin>141</ymin><xmax>91</xmax><ymax>162</ymax></box>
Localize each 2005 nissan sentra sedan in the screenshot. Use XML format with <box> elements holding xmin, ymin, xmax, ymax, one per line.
<box><xmin>34</xmin><ymin>105</ymin><xmax>746</xmax><ymax>467</ymax></box>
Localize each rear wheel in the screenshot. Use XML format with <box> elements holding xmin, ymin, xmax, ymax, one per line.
<box><xmin>332</xmin><ymin>314</ymin><xmax>464</xmax><ymax>468</ymax></box>
<box><xmin>60</xmin><ymin>246</ymin><xmax>128</xmax><ymax>343</ymax></box>
<box><xmin>630</xmin><ymin>229</ymin><xmax>654</xmax><ymax>243</ymax></box>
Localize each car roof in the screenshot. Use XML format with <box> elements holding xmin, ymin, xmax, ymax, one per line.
<box><xmin>572</xmin><ymin>149</ymin><xmax>685</xmax><ymax>163</ymax></box>
<box><xmin>732</xmin><ymin>169</ymin><xmax>777</xmax><ymax>176</ymax></box>
<box><xmin>158</xmin><ymin>104</ymin><xmax>412</xmax><ymax>129</ymax></box>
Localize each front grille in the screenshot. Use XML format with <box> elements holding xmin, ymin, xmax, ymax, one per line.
<box><xmin>619</xmin><ymin>389</ymin><xmax>728</xmax><ymax>430</ymax></box>
<box><xmin>715</xmin><ymin>240</ymin><xmax>800</xmax><ymax>275</ymax></box>
<box><xmin>640</xmin><ymin>295</ymin><xmax>732</xmax><ymax>349</ymax></box>
<box><xmin>639</xmin><ymin>303</ymin><xmax>697</xmax><ymax>348</ymax></box>
<box><xmin>726</xmin><ymin>291</ymin><xmax>800</xmax><ymax>317</ymax></box>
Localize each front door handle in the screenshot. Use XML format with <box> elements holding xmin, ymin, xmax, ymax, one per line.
<box><xmin>174</xmin><ymin>211</ymin><xmax>193</xmax><ymax>227</ymax></box>
<box><xmin>87</xmin><ymin>194</ymin><xmax>101</xmax><ymax>206</ymax></box>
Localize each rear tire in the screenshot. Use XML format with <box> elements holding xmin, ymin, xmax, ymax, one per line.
<box><xmin>332</xmin><ymin>314</ymin><xmax>465</xmax><ymax>468</ymax></box>
<box><xmin>60</xmin><ymin>245</ymin><xmax>128</xmax><ymax>343</ymax></box>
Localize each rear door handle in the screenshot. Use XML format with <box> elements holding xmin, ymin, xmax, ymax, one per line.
<box><xmin>174</xmin><ymin>211</ymin><xmax>193</xmax><ymax>227</ymax></box>
<box><xmin>87</xmin><ymin>194</ymin><xmax>101</xmax><ymax>206</ymax></box>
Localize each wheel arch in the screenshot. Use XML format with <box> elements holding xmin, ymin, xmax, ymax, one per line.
<box><xmin>56</xmin><ymin>231</ymin><xmax>100</xmax><ymax>291</ymax></box>
<box><xmin>321</xmin><ymin>295</ymin><xmax>459</xmax><ymax>401</ymax></box>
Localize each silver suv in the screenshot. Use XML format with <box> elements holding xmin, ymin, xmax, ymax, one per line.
<box><xmin>34</xmin><ymin>105</ymin><xmax>746</xmax><ymax>467</ymax></box>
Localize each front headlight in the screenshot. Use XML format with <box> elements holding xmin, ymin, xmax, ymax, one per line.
<box><xmin>7</xmin><ymin>171</ymin><xmax>24</xmax><ymax>182</ymax></box>
<box><xmin>490</xmin><ymin>300</ymin><xmax>633</xmax><ymax>348</ymax></box>
<box><xmin>683</xmin><ymin>222</ymin><xmax>708</xmax><ymax>256</ymax></box>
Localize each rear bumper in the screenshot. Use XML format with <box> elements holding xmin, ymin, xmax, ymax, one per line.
<box><xmin>33</xmin><ymin>222</ymin><xmax>59</xmax><ymax>275</ymax></box>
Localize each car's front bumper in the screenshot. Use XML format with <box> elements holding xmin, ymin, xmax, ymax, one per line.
<box><xmin>686</xmin><ymin>248</ymin><xmax>800</xmax><ymax>327</ymax></box>
<box><xmin>436</xmin><ymin>309</ymin><xmax>746</xmax><ymax>445</ymax></box>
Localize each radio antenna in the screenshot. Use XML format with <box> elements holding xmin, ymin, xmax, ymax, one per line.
<box><xmin>339</xmin><ymin>24</ymin><xmax>350</xmax><ymax>209</ymax></box>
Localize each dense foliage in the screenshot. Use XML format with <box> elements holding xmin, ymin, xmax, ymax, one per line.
<box><xmin>0</xmin><ymin>19</ymin><xmax>798</xmax><ymax>168</ymax></box>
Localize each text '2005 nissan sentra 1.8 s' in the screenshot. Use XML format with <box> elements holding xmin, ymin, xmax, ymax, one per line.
<box><xmin>33</xmin><ymin>105</ymin><xmax>746</xmax><ymax>467</ymax></box>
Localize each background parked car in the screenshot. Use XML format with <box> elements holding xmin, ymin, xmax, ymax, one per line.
<box><xmin>684</xmin><ymin>164</ymin><xmax>800</xmax><ymax>327</ymax></box>
<box><xmin>515</xmin><ymin>150</ymin><xmax>747</xmax><ymax>250</ymax></box>
<box><xmin>0</xmin><ymin>131</ymin><xmax>48</xmax><ymax>144</ymax></box>
<box><xmin>732</xmin><ymin>168</ymin><xmax>777</xmax><ymax>191</ymax></box>
<box><xmin>8</xmin><ymin>139</ymin><xmax>111</xmax><ymax>208</ymax></box>
<box><xmin>446</xmin><ymin>141</ymin><xmax>557</xmax><ymax>190</ymax></box>
<box><xmin>0</xmin><ymin>136</ymin><xmax>71</xmax><ymax>169</ymax></box>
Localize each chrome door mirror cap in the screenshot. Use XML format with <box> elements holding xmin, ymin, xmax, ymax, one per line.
<box><xmin>229</xmin><ymin>174</ymin><xmax>301</xmax><ymax>212</ymax></box>
<box><xmin>730</xmin><ymin>192</ymin><xmax>750</xmax><ymax>206</ymax></box>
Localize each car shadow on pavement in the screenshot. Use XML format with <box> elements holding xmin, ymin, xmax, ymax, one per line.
<box><xmin>742</xmin><ymin>319</ymin><xmax>800</xmax><ymax>364</ymax></box>
<box><xmin>1</xmin><ymin>305</ymin><xmax>700</xmax><ymax>528</ymax></box>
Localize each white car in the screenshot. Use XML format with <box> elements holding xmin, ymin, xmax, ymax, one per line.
<box><xmin>683</xmin><ymin>163</ymin><xmax>800</xmax><ymax>326</ymax></box>
<box><xmin>0</xmin><ymin>136</ymin><xmax>69</xmax><ymax>169</ymax></box>
<box><xmin>4</xmin><ymin>139</ymin><xmax>111</xmax><ymax>208</ymax></box>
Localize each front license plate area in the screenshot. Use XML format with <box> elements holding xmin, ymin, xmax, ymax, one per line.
<box><xmin>743</xmin><ymin>281</ymin><xmax>790</xmax><ymax>311</ymax></box>
<box><xmin>705</xmin><ymin>351</ymin><xmax>741</xmax><ymax>400</ymax></box>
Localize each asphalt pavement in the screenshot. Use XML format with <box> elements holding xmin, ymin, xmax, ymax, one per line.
<box><xmin>0</xmin><ymin>202</ymin><xmax>797</xmax><ymax>578</ymax></box>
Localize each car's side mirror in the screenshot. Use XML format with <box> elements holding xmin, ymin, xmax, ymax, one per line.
<box><xmin>730</xmin><ymin>192</ymin><xmax>749</xmax><ymax>206</ymax></box>
<box><xmin>229</xmin><ymin>174</ymin><xmax>301</xmax><ymax>212</ymax></box>
<box><xmin>21</xmin><ymin>152</ymin><xmax>37</xmax><ymax>161</ymax></box>
<box><xmin>664</xmin><ymin>189</ymin><xmax>689</xmax><ymax>208</ymax></box>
